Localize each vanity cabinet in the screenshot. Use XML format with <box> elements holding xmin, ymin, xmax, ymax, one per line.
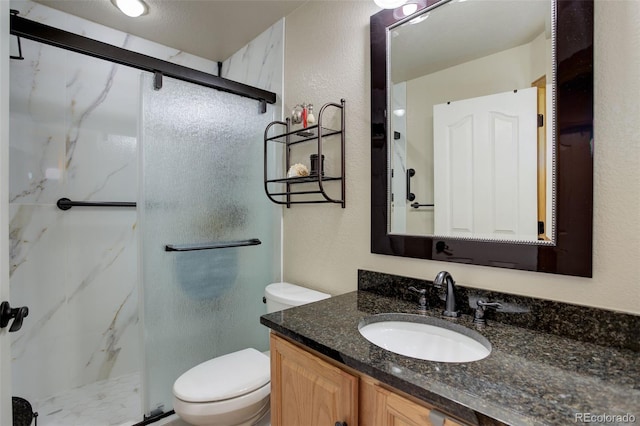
<box><xmin>270</xmin><ymin>333</ymin><xmax>468</xmax><ymax>426</ymax></box>
<box><xmin>270</xmin><ymin>333</ymin><xmax>357</xmax><ymax>426</ymax></box>
<box><xmin>263</xmin><ymin>99</ymin><xmax>345</xmax><ymax>208</ymax></box>
<box><xmin>360</xmin><ymin>376</ymin><xmax>465</xmax><ymax>426</ymax></box>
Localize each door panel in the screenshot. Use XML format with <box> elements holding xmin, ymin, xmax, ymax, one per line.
<box><xmin>491</xmin><ymin>112</ymin><xmax>520</xmax><ymax>234</ymax></box>
<box><xmin>433</xmin><ymin>88</ymin><xmax>538</xmax><ymax>241</ymax></box>
<box><xmin>139</xmin><ymin>74</ymin><xmax>280</xmax><ymax>414</ymax></box>
<box><xmin>270</xmin><ymin>334</ymin><xmax>357</xmax><ymax>426</ymax></box>
<box><xmin>447</xmin><ymin>116</ymin><xmax>474</xmax><ymax>235</ymax></box>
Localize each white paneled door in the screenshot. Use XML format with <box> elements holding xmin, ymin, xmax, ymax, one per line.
<box><xmin>433</xmin><ymin>87</ymin><xmax>539</xmax><ymax>242</ymax></box>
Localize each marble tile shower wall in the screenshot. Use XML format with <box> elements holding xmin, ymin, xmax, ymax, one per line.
<box><xmin>221</xmin><ymin>18</ymin><xmax>284</xmax><ymax>104</ymax></box>
<box><xmin>8</xmin><ymin>0</ymin><xmax>221</xmax><ymax>402</ymax></box>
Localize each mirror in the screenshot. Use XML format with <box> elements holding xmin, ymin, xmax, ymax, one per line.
<box><xmin>371</xmin><ymin>0</ymin><xmax>594</xmax><ymax>276</ymax></box>
<box><xmin>388</xmin><ymin>0</ymin><xmax>553</xmax><ymax>243</ymax></box>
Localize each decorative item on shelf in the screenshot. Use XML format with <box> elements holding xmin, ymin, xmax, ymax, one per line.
<box><xmin>291</xmin><ymin>102</ymin><xmax>311</xmax><ymax>126</ymax></box>
<box><xmin>291</xmin><ymin>102</ymin><xmax>315</xmax><ymax>137</ymax></box>
<box><xmin>287</xmin><ymin>163</ymin><xmax>310</xmax><ymax>178</ymax></box>
<box><xmin>298</xmin><ymin>103</ymin><xmax>314</xmax><ymax>137</ymax></box>
<box><xmin>310</xmin><ymin>154</ymin><xmax>325</xmax><ymax>177</ymax></box>
<box><xmin>301</xmin><ymin>102</ymin><xmax>309</xmax><ymax>128</ymax></box>
<box><xmin>291</xmin><ymin>104</ymin><xmax>303</xmax><ymax>124</ymax></box>
<box><xmin>307</xmin><ymin>104</ymin><xmax>316</xmax><ymax>125</ymax></box>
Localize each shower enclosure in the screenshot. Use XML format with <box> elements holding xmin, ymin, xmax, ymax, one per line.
<box><xmin>8</xmin><ymin>5</ymin><xmax>281</xmax><ymax>424</ymax></box>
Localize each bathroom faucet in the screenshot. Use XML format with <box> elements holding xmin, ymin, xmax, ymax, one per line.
<box><xmin>433</xmin><ymin>271</ymin><xmax>459</xmax><ymax>318</ymax></box>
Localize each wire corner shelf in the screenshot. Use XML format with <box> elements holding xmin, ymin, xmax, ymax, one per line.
<box><xmin>263</xmin><ymin>99</ymin><xmax>346</xmax><ymax>208</ymax></box>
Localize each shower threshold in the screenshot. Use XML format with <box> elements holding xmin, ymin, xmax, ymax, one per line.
<box><xmin>34</xmin><ymin>372</ymin><xmax>141</xmax><ymax>426</ymax></box>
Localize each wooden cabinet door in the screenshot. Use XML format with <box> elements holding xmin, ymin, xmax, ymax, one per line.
<box><xmin>270</xmin><ymin>333</ymin><xmax>357</xmax><ymax>426</ymax></box>
<box><xmin>361</xmin><ymin>376</ymin><xmax>464</xmax><ymax>426</ymax></box>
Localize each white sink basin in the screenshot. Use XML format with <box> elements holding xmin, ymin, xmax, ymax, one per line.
<box><xmin>359</xmin><ymin>315</ymin><xmax>491</xmax><ymax>363</ymax></box>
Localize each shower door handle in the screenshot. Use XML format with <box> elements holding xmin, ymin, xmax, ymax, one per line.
<box><xmin>0</xmin><ymin>301</ymin><xmax>29</xmax><ymax>332</ymax></box>
<box><xmin>165</xmin><ymin>238</ymin><xmax>262</xmax><ymax>252</ymax></box>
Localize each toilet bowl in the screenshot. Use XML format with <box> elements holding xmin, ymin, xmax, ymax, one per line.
<box><xmin>172</xmin><ymin>282</ymin><xmax>330</xmax><ymax>426</ymax></box>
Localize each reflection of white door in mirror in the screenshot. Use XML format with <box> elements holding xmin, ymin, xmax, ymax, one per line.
<box><xmin>433</xmin><ymin>88</ymin><xmax>538</xmax><ymax>243</ymax></box>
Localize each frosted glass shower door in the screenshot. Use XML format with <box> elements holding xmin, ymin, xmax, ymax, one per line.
<box><xmin>139</xmin><ymin>74</ymin><xmax>280</xmax><ymax>415</ymax></box>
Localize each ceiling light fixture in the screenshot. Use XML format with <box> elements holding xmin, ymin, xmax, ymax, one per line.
<box><xmin>111</xmin><ymin>0</ymin><xmax>148</xmax><ymax>17</ymax></box>
<box><xmin>374</xmin><ymin>0</ymin><xmax>408</xmax><ymax>10</ymax></box>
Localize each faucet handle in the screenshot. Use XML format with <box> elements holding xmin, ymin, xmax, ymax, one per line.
<box><xmin>407</xmin><ymin>286</ymin><xmax>427</xmax><ymax>311</ymax></box>
<box><xmin>473</xmin><ymin>300</ymin><xmax>502</xmax><ymax>325</ymax></box>
<box><xmin>477</xmin><ymin>300</ymin><xmax>502</xmax><ymax>308</ymax></box>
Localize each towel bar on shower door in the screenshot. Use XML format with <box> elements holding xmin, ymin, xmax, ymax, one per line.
<box><xmin>56</xmin><ymin>198</ymin><xmax>136</xmax><ymax>210</ymax></box>
<box><xmin>164</xmin><ymin>239</ymin><xmax>262</xmax><ymax>252</ymax></box>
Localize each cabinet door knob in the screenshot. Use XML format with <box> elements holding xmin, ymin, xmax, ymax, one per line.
<box><xmin>335</xmin><ymin>422</ymin><xmax>347</xmax><ymax>426</ymax></box>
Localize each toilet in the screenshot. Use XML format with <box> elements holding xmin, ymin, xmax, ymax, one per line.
<box><xmin>172</xmin><ymin>282</ymin><xmax>331</xmax><ymax>426</ymax></box>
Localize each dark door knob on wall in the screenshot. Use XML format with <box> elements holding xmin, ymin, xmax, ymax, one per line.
<box><xmin>0</xmin><ymin>301</ymin><xmax>29</xmax><ymax>332</ymax></box>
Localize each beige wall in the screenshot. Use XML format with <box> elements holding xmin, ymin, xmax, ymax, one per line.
<box><xmin>283</xmin><ymin>1</ymin><xmax>640</xmax><ymax>314</ymax></box>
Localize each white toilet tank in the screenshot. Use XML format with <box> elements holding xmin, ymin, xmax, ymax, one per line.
<box><xmin>265</xmin><ymin>282</ymin><xmax>330</xmax><ymax>313</ymax></box>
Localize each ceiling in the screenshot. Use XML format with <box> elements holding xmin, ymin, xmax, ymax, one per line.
<box><xmin>391</xmin><ymin>0</ymin><xmax>551</xmax><ymax>83</ymax></box>
<box><xmin>32</xmin><ymin>0</ymin><xmax>308</xmax><ymax>62</ymax></box>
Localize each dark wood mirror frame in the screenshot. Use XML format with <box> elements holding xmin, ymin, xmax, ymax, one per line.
<box><xmin>370</xmin><ymin>0</ymin><xmax>593</xmax><ymax>277</ymax></box>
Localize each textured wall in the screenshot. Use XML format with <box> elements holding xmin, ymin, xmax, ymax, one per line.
<box><xmin>283</xmin><ymin>1</ymin><xmax>640</xmax><ymax>314</ymax></box>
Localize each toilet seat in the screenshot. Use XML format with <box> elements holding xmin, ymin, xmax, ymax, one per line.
<box><xmin>173</xmin><ymin>348</ymin><xmax>270</xmax><ymax>403</ymax></box>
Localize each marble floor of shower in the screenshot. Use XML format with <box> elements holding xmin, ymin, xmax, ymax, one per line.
<box><xmin>33</xmin><ymin>372</ymin><xmax>142</xmax><ymax>426</ymax></box>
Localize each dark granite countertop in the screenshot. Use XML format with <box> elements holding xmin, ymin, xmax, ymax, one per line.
<box><xmin>260</xmin><ymin>291</ymin><xmax>640</xmax><ymax>426</ymax></box>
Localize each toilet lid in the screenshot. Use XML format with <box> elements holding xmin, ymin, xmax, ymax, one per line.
<box><xmin>173</xmin><ymin>348</ymin><xmax>270</xmax><ymax>403</ymax></box>
<box><xmin>265</xmin><ymin>282</ymin><xmax>331</xmax><ymax>305</ymax></box>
